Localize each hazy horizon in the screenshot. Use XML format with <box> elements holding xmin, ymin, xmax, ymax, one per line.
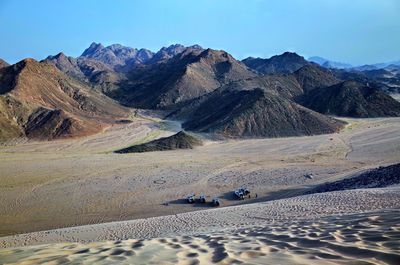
<box><xmin>1</xmin><ymin>0</ymin><xmax>399</xmax><ymax>65</ymax></box>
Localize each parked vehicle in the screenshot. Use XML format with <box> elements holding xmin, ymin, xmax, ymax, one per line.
<box><xmin>186</xmin><ymin>194</ymin><xmax>195</xmax><ymax>203</ymax></box>
<box><xmin>234</xmin><ymin>187</ymin><xmax>250</xmax><ymax>199</ymax></box>
<box><xmin>242</xmin><ymin>187</ymin><xmax>250</xmax><ymax>196</ymax></box>
<box><xmin>199</xmin><ymin>194</ymin><xmax>206</xmax><ymax>203</ymax></box>
<box><xmin>234</xmin><ymin>189</ymin><xmax>245</xmax><ymax>199</ymax></box>
<box><xmin>212</xmin><ymin>198</ymin><xmax>220</xmax><ymax>206</ymax></box>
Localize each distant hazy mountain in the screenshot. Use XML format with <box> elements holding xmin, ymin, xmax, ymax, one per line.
<box><xmin>79</xmin><ymin>42</ymin><xmax>205</xmax><ymax>70</ymax></box>
<box><xmin>80</xmin><ymin>42</ymin><xmax>155</xmax><ymax>70</ymax></box>
<box><xmin>386</xmin><ymin>64</ymin><xmax>400</xmax><ymax>71</ymax></box>
<box><xmin>45</xmin><ymin>52</ymin><xmax>119</xmax><ymax>78</ymax></box>
<box><xmin>370</xmin><ymin>60</ymin><xmax>400</xmax><ymax>69</ymax></box>
<box><xmin>351</xmin><ymin>61</ymin><xmax>400</xmax><ymax>71</ymax></box>
<box><xmin>307</xmin><ymin>56</ymin><xmax>327</xmax><ymax>66</ymax></box>
<box><xmin>243</xmin><ymin>52</ymin><xmax>311</xmax><ymax>74</ymax></box>
<box><xmin>309</xmin><ymin>55</ymin><xmax>400</xmax><ymax>71</ymax></box>
<box><xmin>148</xmin><ymin>44</ymin><xmax>203</xmax><ymax>64</ymax></box>
<box><xmin>351</xmin><ymin>65</ymin><xmax>379</xmax><ymax>71</ymax></box>
<box><xmin>308</xmin><ymin>56</ymin><xmax>352</xmax><ymax>69</ymax></box>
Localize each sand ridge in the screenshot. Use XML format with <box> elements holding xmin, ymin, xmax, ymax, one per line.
<box><xmin>0</xmin><ymin>209</ymin><xmax>399</xmax><ymax>264</ymax></box>
<box><xmin>1</xmin><ymin>187</ymin><xmax>399</xmax><ymax>248</ymax></box>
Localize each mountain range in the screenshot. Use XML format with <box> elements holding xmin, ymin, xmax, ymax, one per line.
<box><xmin>243</xmin><ymin>52</ymin><xmax>311</xmax><ymax>74</ymax></box>
<box><xmin>309</xmin><ymin>56</ymin><xmax>400</xmax><ymax>71</ymax></box>
<box><xmin>308</xmin><ymin>56</ymin><xmax>353</xmax><ymax>69</ymax></box>
<box><xmin>1</xmin><ymin>43</ymin><xmax>400</xmax><ymax>141</ymax></box>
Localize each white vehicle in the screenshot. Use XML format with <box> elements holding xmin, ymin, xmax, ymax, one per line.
<box><xmin>242</xmin><ymin>187</ymin><xmax>250</xmax><ymax>196</ymax></box>
<box><xmin>234</xmin><ymin>187</ymin><xmax>250</xmax><ymax>199</ymax></box>
<box><xmin>234</xmin><ymin>189</ymin><xmax>244</xmax><ymax>199</ymax></box>
<box><xmin>186</xmin><ymin>194</ymin><xmax>195</xmax><ymax>203</ymax></box>
<box><xmin>199</xmin><ymin>194</ymin><xmax>206</xmax><ymax>203</ymax></box>
<box><xmin>212</xmin><ymin>198</ymin><xmax>220</xmax><ymax>206</ymax></box>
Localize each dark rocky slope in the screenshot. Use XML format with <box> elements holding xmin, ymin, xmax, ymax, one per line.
<box><xmin>301</xmin><ymin>81</ymin><xmax>400</xmax><ymax>117</ymax></box>
<box><xmin>176</xmin><ymin>88</ymin><xmax>344</xmax><ymax>138</ymax></box>
<box><xmin>110</xmin><ymin>48</ymin><xmax>256</xmax><ymax>109</ymax></box>
<box><xmin>306</xmin><ymin>163</ymin><xmax>400</xmax><ymax>194</ymax></box>
<box><xmin>115</xmin><ymin>131</ymin><xmax>202</xmax><ymax>153</ymax></box>
<box><xmin>293</xmin><ymin>64</ymin><xmax>340</xmax><ymax>94</ymax></box>
<box><xmin>24</xmin><ymin>108</ymin><xmax>74</xmax><ymax>140</ymax></box>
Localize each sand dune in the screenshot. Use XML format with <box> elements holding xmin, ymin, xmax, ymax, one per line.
<box><xmin>0</xmin><ymin>192</ymin><xmax>399</xmax><ymax>264</ymax></box>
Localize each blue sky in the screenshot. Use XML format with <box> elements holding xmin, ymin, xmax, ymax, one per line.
<box><xmin>0</xmin><ymin>0</ymin><xmax>399</xmax><ymax>65</ymax></box>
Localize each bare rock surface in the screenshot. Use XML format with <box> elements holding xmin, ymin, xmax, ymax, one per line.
<box><xmin>307</xmin><ymin>163</ymin><xmax>400</xmax><ymax>194</ymax></box>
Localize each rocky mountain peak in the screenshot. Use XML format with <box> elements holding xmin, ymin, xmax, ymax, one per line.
<box><xmin>242</xmin><ymin>51</ymin><xmax>310</xmax><ymax>74</ymax></box>
<box><xmin>81</xmin><ymin>42</ymin><xmax>104</xmax><ymax>57</ymax></box>
<box><xmin>79</xmin><ymin>42</ymin><xmax>155</xmax><ymax>69</ymax></box>
<box><xmin>162</xmin><ymin>44</ymin><xmax>186</xmax><ymax>52</ymax></box>
<box><xmin>46</xmin><ymin>52</ymin><xmax>69</xmax><ymax>61</ymax></box>
<box><xmin>189</xmin><ymin>44</ymin><xmax>203</xmax><ymax>50</ymax></box>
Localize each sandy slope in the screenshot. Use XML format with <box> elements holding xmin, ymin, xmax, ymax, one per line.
<box><xmin>1</xmin><ymin>210</ymin><xmax>399</xmax><ymax>264</ymax></box>
<box><xmin>0</xmin><ymin>188</ymin><xmax>399</xmax><ymax>264</ymax></box>
<box><xmin>1</xmin><ymin>187</ymin><xmax>399</xmax><ymax>248</ymax></box>
<box><xmin>0</xmin><ymin>117</ymin><xmax>399</xmax><ymax>237</ymax></box>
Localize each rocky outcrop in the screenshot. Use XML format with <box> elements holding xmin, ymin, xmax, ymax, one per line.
<box><xmin>24</xmin><ymin>108</ymin><xmax>75</xmax><ymax>140</ymax></box>
<box><xmin>115</xmin><ymin>131</ymin><xmax>202</xmax><ymax>153</ymax></box>
<box><xmin>306</xmin><ymin>163</ymin><xmax>400</xmax><ymax>194</ymax></box>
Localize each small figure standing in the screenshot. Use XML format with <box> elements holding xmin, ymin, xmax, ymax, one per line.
<box><xmin>255</xmin><ymin>193</ymin><xmax>258</xmax><ymax>198</ymax></box>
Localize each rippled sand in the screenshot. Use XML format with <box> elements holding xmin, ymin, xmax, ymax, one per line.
<box><xmin>1</xmin><ymin>210</ymin><xmax>399</xmax><ymax>265</ymax></box>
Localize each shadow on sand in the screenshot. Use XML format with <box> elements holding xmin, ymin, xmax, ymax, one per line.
<box><xmin>164</xmin><ymin>198</ymin><xmax>216</xmax><ymax>208</ymax></box>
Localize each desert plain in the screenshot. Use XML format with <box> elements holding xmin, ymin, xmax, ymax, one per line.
<box><xmin>0</xmin><ymin>113</ymin><xmax>399</xmax><ymax>264</ymax></box>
